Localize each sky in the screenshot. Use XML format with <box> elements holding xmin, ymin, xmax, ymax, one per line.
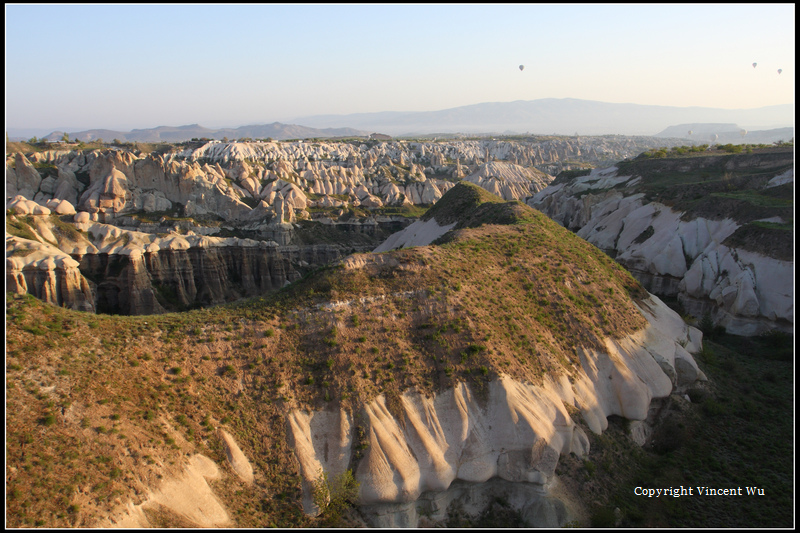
<box><xmin>5</xmin><ymin>3</ymin><xmax>795</xmax><ymax>133</ymax></box>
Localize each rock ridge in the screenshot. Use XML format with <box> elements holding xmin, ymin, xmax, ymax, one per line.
<box><xmin>529</xmin><ymin>161</ymin><xmax>793</xmax><ymax>335</ymax></box>
<box><xmin>287</xmin><ymin>296</ymin><xmax>703</xmax><ymax>527</ymax></box>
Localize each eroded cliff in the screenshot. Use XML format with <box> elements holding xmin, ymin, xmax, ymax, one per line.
<box><xmin>287</xmin><ymin>296</ymin><xmax>702</xmax><ymax>527</ymax></box>
<box><xmin>529</xmin><ymin>148</ymin><xmax>794</xmax><ymax>335</ymax></box>
<box><xmin>6</xmin><ymin>215</ymin><xmax>357</xmax><ymax>314</ymax></box>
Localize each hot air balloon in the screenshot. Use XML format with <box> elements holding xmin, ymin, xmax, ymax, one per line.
<box><xmin>778</xmin><ymin>69</ymin><xmax>782</xmax><ymax>74</ymax></box>
<box><xmin>740</xmin><ymin>129</ymin><xmax>747</xmax><ymax>138</ymax></box>
<box><xmin>752</xmin><ymin>62</ymin><xmax>757</xmax><ymax>68</ymax></box>
<box><xmin>519</xmin><ymin>65</ymin><xmax>525</xmax><ymax>71</ymax></box>
<box><xmin>688</xmin><ymin>130</ymin><xmax>693</xmax><ymax>136</ymax></box>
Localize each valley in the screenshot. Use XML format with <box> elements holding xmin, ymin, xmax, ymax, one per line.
<box><xmin>5</xmin><ymin>135</ymin><xmax>794</xmax><ymax>528</ymax></box>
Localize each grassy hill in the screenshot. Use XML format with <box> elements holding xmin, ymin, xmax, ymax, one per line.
<box><xmin>5</xmin><ymin>185</ymin><xmax>649</xmax><ymax>527</ymax></box>
<box><xmin>5</xmin><ymin>182</ymin><xmax>792</xmax><ymax>527</ymax></box>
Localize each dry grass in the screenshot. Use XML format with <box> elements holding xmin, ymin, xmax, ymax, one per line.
<box><xmin>5</xmin><ymin>192</ymin><xmax>650</xmax><ymax>527</ymax></box>
<box><xmin>5</xmin><ymin>297</ymin><xmax>309</xmax><ymax>528</ymax></box>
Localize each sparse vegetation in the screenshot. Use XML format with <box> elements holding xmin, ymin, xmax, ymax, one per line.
<box><xmin>557</xmin><ymin>329</ymin><xmax>793</xmax><ymax>528</ymax></box>
<box><xmin>4</xmin><ymin>146</ymin><xmax>793</xmax><ymax>528</ymax></box>
<box><xmin>310</xmin><ymin>469</ymin><xmax>360</xmax><ymax>526</ymax></box>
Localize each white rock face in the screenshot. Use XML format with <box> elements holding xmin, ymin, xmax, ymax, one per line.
<box><xmin>464</xmin><ymin>161</ymin><xmax>552</xmax><ymax>201</ymax></box>
<box><xmin>46</xmin><ymin>198</ymin><xmax>77</xmax><ymax>215</ymax></box>
<box><xmin>288</xmin><ymin>295</ymin><xmax>702</xmax><ymax>527</ymax></box>
<box><xmin>6</xmin><ymin>234</ymin><xmax>95</xmax><ymax>312</ymax></box>
<box><xmin>529</xmin><ymin>167</ymin><xmax>793</xmax><ymax>335</ymax></box>
<box><xmin>7</xmin><ymin>195</ymin><xmax>50</xmax><ymax>215</ymax></box>
<box><xmin>7</xmin><ymin>153</ymin><xmax>43</xmax><ymax>199</ymax></box>
<box><xmin>98</xmin><ymin>454</ymin><xmax>230</xmax><ymax>528</ymax></box>
<box><xmin>373</xmin><ymin>218</ymin><xmax>456</xmax><ymax>253</ymax></box>
<box><xmin>6</xmin><ymin>137</ymin><xmax>682</xmax><ymax>230</ymax></box>
<box><xmin>5</xmin><ymin>217</ymin><xmax>287</xmax><ymax>313</ymax></box>
<box><xmin>217</xmin><ymin>429</ymin><xmax>254</xmax><ymax>484</ymax></box>
<box><xmin>682</xmin><ymin>245</ymin><xmax>794</xmax><ymax>335</ymax></box>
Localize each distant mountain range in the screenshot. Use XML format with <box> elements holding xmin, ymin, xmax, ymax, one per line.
<box><xmin>654</xmin><ymin>123</ymin><xmax>794</xmax><ymax>145</ymax></box>
<box><xmin>29</xmin><ymin>123</ymin><xmax>369</xmax><ymax>144</ymax></box>
<box><xmin>9</xmin><ymin>98</ymin><xmax>793</xmax><ymax>143</ymax></box>
<box><xmin>293</xmin><ymin>98</ymin><xmax>794</xmax><ymax>137</ymax></box>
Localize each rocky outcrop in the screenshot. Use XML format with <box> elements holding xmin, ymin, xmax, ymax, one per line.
<box><xmin>8</xmin><ymin>136</ymin><xmax>685</xmax><ymax>228</ymax></box>
<box><xmin>463</xmin><ymin>161</ymin><xmax>552</xmax><ymax>201</ymax></box>
<box><xmin>6</xmin><ymin>235</ymin><xmax>95</xmax><ymax>312</ymax></box>
<box><xmin>288</xmin><ymin>295</ymin><xmax>703</xmax><ymax>527</ymax></box>
<box><xmin>529</xmin><ymin>165</ymin><xmax>794</xmax><ymax>335</ymax></box>
<box><xmin>6</xmin><ymin>216</ymin><xmax>353</xmax><ymax>315</ymax></box>
<box><xmin>373</xmin><ymin>218</ymin><xmax>456</xmax><ymax>253</ymax></box>
<box><xmin>7</xmin><ymin>195</ymin><xmax>52</xmax><ymax>215</ymax></box>
<box><xmin>217</xmin><ymin>430</ymin><xmax>255</xmax><ymax>485</ymax></box>
<box><xmin>69</xmin><ymin>231</ymin><xmax>323</xmax><ymax>315</ymax></box>
<box><xmin>4</xmin><ymin>136</ymin><xmax>710</xmax><ymax>316</ymax></box>
<box><xmin>97</xmin><ymin>454</ymin><xmax>231</xmax><ymax>528</ymax></box>
<box><xmin>6</xmin><ymin>153</ymin><xmax>43</xmax><ymax>199</ymax></box>
<box><xmin>680</xmin><ymin>245</ymin><xmax>793</xmax><ymax>336</ymax></box>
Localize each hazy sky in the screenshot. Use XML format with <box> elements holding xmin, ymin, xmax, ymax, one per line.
<box><xmin>5</xmin><ymin>3</ymin><xmax>795</xmax><ymax>132</ymax></box>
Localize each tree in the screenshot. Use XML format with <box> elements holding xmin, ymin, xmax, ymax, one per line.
<box><xmin>311</xmin><ymin>468</ymin><xmax>359</xmax><ymax>526</ymax></box>
<box><xmin>29</xmin><ymin>136</ymin><xmax>38</xmax><ymax>144</ymax></box>
<box><xmin>61</xmin><ymin>132</ymin><xmax>70</xmax><ymax>142</ymax></box>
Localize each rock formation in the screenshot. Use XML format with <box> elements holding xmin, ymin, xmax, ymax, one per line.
<box><xmin>528</xmin><ymin>154</ymin><xmax>794</xmax><ymax>335</ymax></box>
<box><xmin>463</xmin><ymin>161</ymin><xmax>552</xmax><ymax>201</ymax></box>
<box><xmin>288</xmin><ymin>295</ymin><xmax>703</xmax><ymax>527</ymax></box>
<box><xmin>97</xmin><ymin>454</ymin><xmax>231</xmax><ymax>528</ymax></box>
<box><xmin>7</xmin><ymin>136</ymin><xmax>685</xmax><ymax>228</ymax></box>
<box><xmin>6</xmin><ymin>228</ymin><xmax>95</xmax><ymax>312</ymax></box>
<box><xmin>5</xmin><ymin>215</ymin><xmax>348</xmax><ymax>315</ymax></box>
<box><xmin>5</xmin><ymin>136</ymin><xmax>737</xmax><ymax>317</ymax></box>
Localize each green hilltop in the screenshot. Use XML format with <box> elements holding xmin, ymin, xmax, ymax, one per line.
<box><xmin>422</xmin><ymin>181</ymin><xmax>538</xmax><ymax>233</ymax></box>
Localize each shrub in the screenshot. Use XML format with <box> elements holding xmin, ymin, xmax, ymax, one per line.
<box><xmin>651</xmin><ymin>418</ymin><xmax>688</xmax><ymax>454</ymax></box>
<box><xmin>311</xmin><ymin>469</ymin><xmax>360</xmax><ymax>526</ymax></box>
<box><xmin>702</xmin><ymin>399</ymin><xmax>726</xmax><ymax>417</ymax></box>
<box><xmin>698</xmin><ymin>313</ymin><xmax>715</xmax><ymax>335</ymax></box>
<box><xmin>590</xmin><ymin>507</ymin><xmax>616</xmax><ymax>527</ymax></box>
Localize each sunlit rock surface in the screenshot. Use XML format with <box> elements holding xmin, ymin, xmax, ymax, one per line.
<box><xmin>288</xmin><ymin>295</ymin><xmax>703</xmax><ymax>527</ymax></box>
<box><xmin>529</xmin><ymin>165</ymin><xmax>793</xmax><ymax>335</ymax></box>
